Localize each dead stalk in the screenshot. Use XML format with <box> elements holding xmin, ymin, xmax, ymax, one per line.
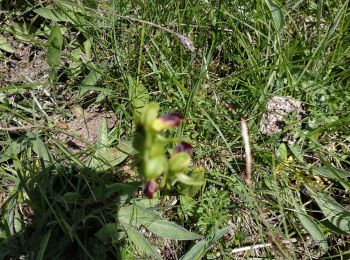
<box><xmin>240</xmin><ymin>118</ymin><xmax>252</xmax><ymax>188</ymax></box>
<box><xmin>0</xmin><ymin>125</ymin><xmax>41</xmax><ymax>132</ymax></box>
<box><xmin>231</xmin><ymin>238</ymin><xmax>297</xmax><ymax>254</ymax></box>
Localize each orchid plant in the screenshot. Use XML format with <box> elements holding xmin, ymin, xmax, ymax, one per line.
<box><xmin>133</xmin><ymin>102</ymin><xmax>204</xmax><ymax>198</ymax></box>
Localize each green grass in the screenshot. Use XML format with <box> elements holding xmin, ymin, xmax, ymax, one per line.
<box><xmin>1</xmin><ymin>0</ymin><xmax>350</xmax><ymax>259</ymax></box>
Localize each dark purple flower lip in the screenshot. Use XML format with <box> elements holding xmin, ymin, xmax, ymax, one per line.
<box><xmin>158</xmin><ymin>113</ymin><xmax>183</xmax><ymax>127</ymax></box>
<box><xmin>174</xmin><ymin>142</ymin><xmax>193</xmax><ymax>156</ymax></box>
<box><xmin>143</xmin><ymin>179</ymin><xmax>157</xmax><ymax>199</ymax></box>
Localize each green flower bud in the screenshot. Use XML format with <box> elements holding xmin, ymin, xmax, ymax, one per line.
<box><xmin>169</xmin><ymin>152</ymin><xmax>191</xmax><ymax>174</ymax></box>
<box><xmin>149</xmin><ymin>142</ymin><xmax>165</xmax><ymax>157</ymax></box>
<box><xmin>144</xmin><ymin>156</ymin><xmax>166</xmax><ymax>180</ymax></box>
<box><xmin>141</xmin><ymin>102</ymin><xmax>159</xmax><ymax>128</ymax></box>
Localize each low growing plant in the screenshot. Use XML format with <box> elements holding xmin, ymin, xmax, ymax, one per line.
<box><xmin>133</xmin><ymin>102</ymin><xmax>205</xmax><ymax>198</ymax></box>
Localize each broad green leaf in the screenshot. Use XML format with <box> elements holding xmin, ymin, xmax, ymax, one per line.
<box><xmin>78</xmin><ymin>70</ymin><xmax>103</xmax><ymax>97</ymax></box>
<box><xmin>47</xmin><ymin>25</ymin><xmax>64</xmax><ymax>67</ymax></box>
<box><xmin>102</xmin><ymin>148</ymin><xmax>129</xmax><ymax>166</ymax></box>
<box><xmin>95</xmin><ymin>224</ymin><xmax>123</xmax><ymax>242</ymax></box>
<box><xmin>277</xmin><ymin>143</ymin><xmax>287</xmax><ymax>161</ymax></box>
<box><xmin>180</xmin><ymin>226</ymin><xmax>232</xmax><ymax>260</ymax></box>
<box><xmin>0</xmin><ymin>141</ymin><xmax>22</xmax><ymax>163</ymax></box>
<box><xmin>292</xmin><ymin>196</ymin><xmax>328</xmax><ymax>251</ymax></box>
<box><xmin>288</xmin><ymin>144</ymin><xmax>304</xmax><ymax>163</ymax></box>
<box><xmin>307</xmin><ymin>115</ymin><xmax>350</xmax><ymax>139</ymax></box>
<box><xmin>95</xmin><ymin>92</ymin><xmax>106</xmax><ymax>103</ymax></box>
<box><xmin>128</xmin><ymin>76</ymin><xmax>149</xmax><ymax>114</ymax></box>
<box><xmin>307</xmin><ymin>187</ymin><xmax>350</xmax><ymax>233</ymax></box>
<box><xmin>31</xmin><ymin>136</ymin><xmax>53</xmax><ymax>164</ymax></box>
<box><xmin>8</xmin><ymin>22</ymin><xmax>36</xmax><ymax>42</ymax></box>
<box><xmin>116</xmin><ymin>141</ymin><xmax>135</xmax><ymax>155</ymax></box>
<box><xmin>119</xmin><ymin>203</ymin><xmax>201</xmax><ymax>240</ymax></box>
<box><xmin>264</xmin><ymin>0</ymin><xmax>284</xmax><ymax>32</ymax></box>
<box><xmin>137</xmin><ymin>196</ymin><xmax>160</xmax><ymax>208</ymax></box>
<box><xmin>210</xmin><ymin>225</ymin><xmax>233</xmax><ymax>241</ymax></box>
<box><xmin>78</xmin><ymin>86</ymin><xmax>112</xmax><ymax>97</ymax></box>
<box><xmin>320</xmin><ymin>219</ymin><xmax>349</xmax><ymax>235</ymax></box>
<box><xmin>35</xmin><ymin>8</ymin><xmax>71</xmax><ymax>22</ymax></box>
<box><xmin>312</xmin><ymin>166</ymin><xmax>350</xmax><ymax>191</ymax></box>
<box><xmin>82</xmin><ymin>0</ymin><xmax>97</xmax><ymax>9</ymax></box>
<box><xmin>0</xmin><ymin>36</ymin><xmax>15</xmax><ymax>53</ymax></box>
<box><xmin>145</xmin><ymin>219</ymin><xmax>201</xmax><ymax>240</ymax></box>
<box><xmin>120</xmin><ymin>221</ymin><xmax>161</xmax><ymax>259</ymax></box>
<box><xmin>87</xmin><ymin>148</ymin><xmax>129</xmax><ymax>171</ymax></box>
<box><xmin>312</xmin><ymin>167</ymin><xmax>350</xmax><ymax>179</ymax></box>
<box><xmin>181</xmin><ymin>240</ymin><xmax>207</xmax><ymax>260</ymax></box>
<box><xmin>97</xmin><ymin>118</ymin><xmax>108</xmax><ymax>149</ymax></box>
<box><xmin>69</xmin><ymin>47</ymin><xmax>84</xmax><ymax>76</ymax></box>
<box><xmin>86</xmin><ymin>118</ymin><xmax>132</xmax><ymax>170</ymax></box>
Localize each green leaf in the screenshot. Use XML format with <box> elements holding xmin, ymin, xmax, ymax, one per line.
<box><xmin>177</xmin><ymin>173</ymin><xmax>205</xmax><ymax>186</ymax></box>
<box><xmin>47</xmin><ymin>25</ymin><xmax>64</xmax><ymax>67</ymax></box>
<box><xmin>119</xmin><ymin>203</ymin><xmax>201</xmax><ymax>240</ymax></box>
<box><xmin>120</xmin><ymin>221</ymin><xmax>162</xmax><ymax>259</ymax></box>
<box><xmin>288</xmin><ymin>144</ymin><xmax>304</xmax><ymax>163</ymax></box>
<box><xmin>178</xmin><ymin>167</ymin><xmax>205</xmax><ymax>197</ymax></box>
<box><xmin>35</xmin><ymin>8</ymin><xmax>71</xmax><ymax>22</ymax></box>
<box><xmin>86</xmin><ymin>118</ymin><xmax>132</xmax><ymax>171</ymax></box>
<box><xmin>137</xmin><ymin>196</ymin><xmax>160</xmax><ymax>208</ymax></box>
<box><xmin>277</xmin><ymin>143</ymin><xmax>287</xmax><ymax>161</ymax></box>
<box><xmin>97</xmin><ymin>118</ymin><xmax>108</xmax><ymax>149</ymax></box>
<box><xmin>264</xmin><ymin>0</ymin><xmax>284</xmax><ymax>32</ymax></box>
<box><xmin>102</xmin><ymin>147</ymin><xmax>129</xmax><ymax>166</ymax></box>
<box><xmin>95</xmin><ymin>223</ymin><xmax>123</xmax><ymax>243</ymax></box>
<box><xmin>117</xmin><ymin>141</ymin><xmax>136</xmax><ymax>155</ymax></box>
<box><xmin>181</xmin><ymin>240</ymin><xmax>207</xmax><ymax>260</ymax></box>
<box><xmin>128</xmin><ymin>76</ymin><xmax>149</xmax><ymax>114</ymax></box>
<box><xmin>0</xmin><ymin>141</ymin><xmax>23</xmax><ymax>163</ymax></box>
<box><xmin>0</xmin><ymin>36</ymin><xmax>15</xmax><ymax>53</ymax></box>
<box><xmin>312</xmin><ymin>166</ymin><xmax>350</xmax><ymax>191</ymax></box>
<box><xmin>292</xmin><ymin>195</ymin><xmax>328</xmax><ymax>251</ymax></box>
<box><xmin>180</xmin><ymin>226</ymin><xmax>232</xmax><ymax>260</ymax></box>
<box><xmin>79</xmin><ymin>70</ymin><xmax>102</xmax><ymax>96</ymax></box>
<box><xmin>307</xmin><ymin>187</ymin><xmax>350</xmax><ymax>233</ymax></box>
<box><xmin>31</xmin><ymin>135</ymin><xmax>53</xmax><ymax>164</ymax></box>
<box><xmin>82</xmin><ymin>0</ymin><xmax>97</xmax><ymax>9</ymax></box>
<box><xmin>36</xmin><ymin>229</ymin><xmax>52</xmax><ymax>260</ymax></box>
<box><xmin>146</xmin><ymin>219</ymin><xmax>201</xmax><ymax>240</ymax></box>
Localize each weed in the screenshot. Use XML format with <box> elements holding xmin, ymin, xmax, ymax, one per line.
<box><xmin>1</xmin><ymin>0</ymin><xmax>350</xmax><ymax>259</ymax></box>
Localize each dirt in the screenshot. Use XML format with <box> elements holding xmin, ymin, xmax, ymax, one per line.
<box><xmin>57</xmin><ymin>107</ymin><xmax>118</xmax><ymax>153</ymax></box>
<box><xmin>260</xmin><ymin>96</ymin><xmax>303</xmax><ymax>136</ymax></box>
<box><xmin>0</xmin><ymin>32</ymin><xmax>49</xmax><ymax>85</ymax></box>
